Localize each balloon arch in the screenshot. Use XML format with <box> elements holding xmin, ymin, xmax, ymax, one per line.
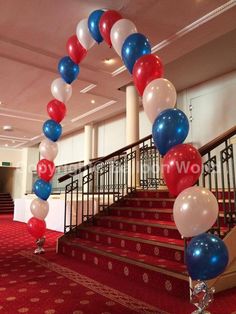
<box><xmin>27</xmin><ymin>8</ymin><xmax>228</xmax><ymax>297</ymax></box>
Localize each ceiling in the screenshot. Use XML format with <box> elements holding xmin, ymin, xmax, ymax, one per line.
<box><xmin>0</xmin><ymin>0</ymin><xmax>236</xmax><ymax>148</ymax></box>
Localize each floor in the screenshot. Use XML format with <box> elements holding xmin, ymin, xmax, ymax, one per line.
<box><xmin>0</xmin><ymin>214</ymin><xmax>236</xmax><ymax>314</ymax></box>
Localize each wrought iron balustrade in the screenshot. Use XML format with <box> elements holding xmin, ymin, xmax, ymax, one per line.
<box><xmin>59</xmin><ymin>135</ymin><xmax>164</xmax><ymax>233</ymax></box>
<box><xmin>199</xmin><ymin>126</ymin><xmax>236</xmax><ymax>236</ymax></box>
<box><xmin>59</xmin><ymin>125</ymin><xmax>236</xmax><ymax>236</ymax></box>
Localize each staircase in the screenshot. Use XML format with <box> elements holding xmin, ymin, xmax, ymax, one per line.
<box><xmin>58</xmin><ymin>188</ymin><xmax>233</xmax><ymax>298</ymax></box>
<box><xmin>58</xmin><ymin>126</ymin><xmax>236</xmax><ymax>300</ymax></box>
<box><xmin>58</xmin><ymin>189</ymin><xmax>189</xmax><ymax>298</ymax></box>
<box><xmin>0</xmin><ymin>193</ymin><xmax>14</xmax><ymax>214</ymax></box>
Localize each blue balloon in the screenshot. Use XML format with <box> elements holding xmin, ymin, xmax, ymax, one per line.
<box><xmin>88</xmin><ymin>10</ymin><xmax>104</xmax><ymax>43</ymax></box>
<box><xmin>43</xmin><ymin>119</ymin><xmax>62</xmax><ymax>142</ymax></box>
<box><xmin>152</xmin><ymin>108</ymin><xmax>189</xmax><ymax>156</ymax></box>
<box><xmin>186</xmin><ymin>233</ymin><xmax>229</xmax><ymax>281</ymax></box>
<box><xmin>33</xmin><ymin>179</ymin><xmax>52</xmax><ymax>200</ymax></box>
<box><xmin>58</xmin><ymin>56</ymin><xmax>79</xmax><ymax>84</ymax></box>
<box><xmin>121</xmin><ymin>33</ymin><xmax>151</xmax><ymax>74</ymax></box>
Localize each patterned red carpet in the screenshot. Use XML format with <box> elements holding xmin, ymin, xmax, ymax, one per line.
<box><xmin>0</xmin><ymin>214</ymin><xmax>236</xmax><ymax>314</ymax></box>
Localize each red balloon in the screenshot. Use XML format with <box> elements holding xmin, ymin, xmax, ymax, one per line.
<box><xmin>66</xmin><ymin>34</ymin><xmax>87</xmax><ymax>64</ymax></box>
<box><xmin>27</xmin><ymin>217</ymin><xmax>46</xmax><ymax>239</ymax></box>
<box><xmin>47</xmin><ymin>99</ymin><xmax>66</xmax><ymax>123</ymax></box>
<box><xmin>37</xmin><ymin>159</ymin><xmax>55</xmax><ymax>182</ymax></box>
<box><xmin>133</xmin><ymin>54</ymin><xmax>164</xmax><ymax>95</ymax></box>
<box><xmin>163</xmin><ymin>144</ymin><xmax>202</xmax><ymax>196</ymax></box>
<box><xmin>99</xmin><ymin>10</ymin><xmax>122</xmax><ymax>47</ymax></box>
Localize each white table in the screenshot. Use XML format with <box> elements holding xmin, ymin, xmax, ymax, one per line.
<box><xmin>14</xmin><ymin>195</ymin><xmax>98</xmax><ymax>232</ymax></box>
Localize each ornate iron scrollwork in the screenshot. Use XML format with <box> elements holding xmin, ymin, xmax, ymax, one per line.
<box><xmin>65</xmin><ymin>179</ymin><xmax>78</xmax><ymax>193</ymax></box>
<box><xmin>221</xmin><ymin>144</ymin><xmax>233</xmax><ymax>163</ymax></box>
<box><xmin>83</xmin><ymin>172</ymin><xmax>94</xmax><ymax>184</ymax></box>
<box><xmin>203</xmin><ymin>156</ymin><xmax>217</xmax><ymax>176</ymax></box>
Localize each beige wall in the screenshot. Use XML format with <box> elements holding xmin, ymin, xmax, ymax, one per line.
<box><xmin>0</xmin><ymin>147</ymin><xmax>23</xmax><ymax>167</ymax></box>
<box><xmin>177</xmin><ymin>70</ymin><xmax>236</xmax><ymax>147</ymax></box>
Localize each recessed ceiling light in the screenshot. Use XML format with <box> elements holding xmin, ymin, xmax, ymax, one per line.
<box><xmin>5</xmin><ymin>143</ymin><xmax>8</xmax><ymax>147</ymax></box>
<box><xmin>104</xmin><ymin>58</ymin><xmax>115</xmax><ymax>65</ymax></box>
<box><xmin>80</xmin><ymin>84</ymin><xmax>97</xmax><ymax>94</ymax></box>
<box><xmin>3</xmin><ymin>125</ymin><xmax>13</xmax><ymax>131</ymax></box>
<box><xmin>91</xmin><ymin>100</ymin><xmax>95</xmax><ymax>104</ymax></box>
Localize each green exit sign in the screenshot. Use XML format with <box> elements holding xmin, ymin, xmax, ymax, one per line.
<box><xmin>2</xmin><ymin>162</ymin><xmax>11</xmax><ymax>166</ymax></box>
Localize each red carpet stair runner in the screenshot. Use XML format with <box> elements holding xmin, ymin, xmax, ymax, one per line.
<box><xmin>58</xmin><ymin>189</ymin><xmax>230</xmax><ymax>299</ymax></box>
<box><xmin>0</xmin><ymin>193</ymin><xmax>14</xmax><ymax>214</ymax></box>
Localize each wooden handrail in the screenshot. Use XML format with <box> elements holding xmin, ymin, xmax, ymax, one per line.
<box><xmin>58</xmin><ymin>134</ymin><xmax>152</xmax><ymax>183</ymax></box>
<box><xmin>58</xmin><ymin>125</ymin><xmax>236</xmax><ymax>183</ymax></box>
<box><xmin>199</xmin><ymin>125</ymin><xmax>236</xmax><ymax>156</ymax></box>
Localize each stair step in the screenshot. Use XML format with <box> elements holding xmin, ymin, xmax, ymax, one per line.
<box><xmin>79</xmin><ymin>226</ymin><xmax>185</xmax><ymax>262</ymax></box>
<box><xmin>120</xmin><ymin>198</ymin><xmax>175</xmax><ymax>209</ymax></box>
<box><xmin>59</xmin><ymin>238</ymin><xmax>189</xmax><ymax>298</ymax></box>
<box><xmin>0</xmin><ymin>210</ymin><xmax>14</xmax><ymax>214</ymax></box>
<box><xmin>109</xmin><ymin>206</ymin><xmax>173</xmax><ymax>220</ymax></box>
<box><xmin>109</xmin><ymin>207</ymin><xmax>231</xmax><ymax>227</ymax></box>
<box><xmin>0</xmin><ymin>202</ymin><xmax>14</xmax><ymax>205</ymax></box>
<box><xmin>120</xmin><ymin>197</ymin><xmax>235</xmax><ymax>211</ymax></box>
<box><xmin>133</xmin><ymin>189</ymin><xmax>235</xmax><ymax>199</ymax></box>
<box><xmin>95</xmin><ymin>216</ymin><xmax>181</xmax><ymax>239</ymax></box>
<box><xmin>133</xmin><ymin>190</ymin><xmax>172</xmax><ymax>198</ymax></box>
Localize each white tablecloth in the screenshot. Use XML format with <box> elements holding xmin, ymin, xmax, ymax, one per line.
<box><xmin>14</xmin><ymin>198</ymin><xmax>65</xmax><ymax>232</ymax></box>
<box><xmin>14</xmin><ymin>196</ymin><xmax>99</xmax><ymax>232</ymax></box>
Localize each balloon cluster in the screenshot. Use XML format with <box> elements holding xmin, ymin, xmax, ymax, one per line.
<box><xmin>27</xmin><ymin>98</ymin><xmax>68</xmax><ymax>243</ymax></box>
<box><xmin>110</xmin><ymin>8</ymin><xmax>229</xmax><ymax>284</ymax></box>
<box><xmin>26</xmin><ymin>8</ymin><xmax>229</xmax><ymax>281</ymax></box>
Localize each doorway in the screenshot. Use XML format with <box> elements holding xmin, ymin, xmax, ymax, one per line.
<box><xmin>0</xmin><ymin>167</ymin><xmax>15</xmax><ymax>194</ymax></box>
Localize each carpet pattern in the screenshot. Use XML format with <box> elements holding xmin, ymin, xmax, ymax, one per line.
<box><xmin>0</xmin><ymin>214</ymin><xmax>168</xmax><ymax>314</ymax></box>
<box><xmin>20</xmin><ymin>250</ymin><xmax>164</xmax><ymax>314</ymax></box>
<box><xmin>1</xmin><ymin>201</ymin><xmax>236</xmax><ymax>313</ymax></box>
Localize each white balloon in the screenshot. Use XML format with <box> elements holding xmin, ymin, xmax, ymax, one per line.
<box><xmin>39</xmin><ymin>138</ymin><xmax>58</xmax><ymax>161</ymax></box>
<box><xmin>76</xmin><ymin>18</ymin><xmax>96</xmax><ymax>50</ymax></box>
<box><xmin>30</xmin><ymin>198</ymin><xmax>49</xmax><ymax>220</ymax></box>
<box><xmin>173</xmin><ymin>187</ymin><xmax>219</xmax><ymax>238</ymax></box>
<box><xmin>51</xmin><ymin>78</ymin><xmax>72</xmax><ymax>103</ymax></box>
<box><xmin>142</xmin><ymin>78</ymin><xmax>177</xmax><ymax>123</ymax></box>
<box><xmin>111</xmin><ymin>19</ymin><xmax>137</xmax><ymax>57</ymax></box>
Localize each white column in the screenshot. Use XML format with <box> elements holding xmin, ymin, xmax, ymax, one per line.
<box><xmin>126</xmin><ymin>85</ymin><xmax>140</xmax><ymax>187</ymax></box>
<box><xmin>92</xmin><ymin>124</ymin><xmax>98</xmax><ymax>159</ymax></box>
<box><xmin>84</xmin><ymin>124</ymin><xmax>93</xmax><ymax>165</ymax></box>
<box><xmin>126</xmin><ymin>85</ymin><xmax>139</xmax><ymax>144</ymax></box>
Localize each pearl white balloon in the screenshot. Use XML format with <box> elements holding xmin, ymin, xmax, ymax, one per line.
<box><xmin>142</xmin><ymin>78</ymin><xmax>177</xmax><ymax>124</ymax></box>
<box><xmin>76</xmin><ymin>18</ymin><xmax>96</xmax><ymax>50</ymax></box>
<box><xmin>51</xmin><ymin>78</ymin><xmax>72</xmax><ymax>103</ymax></box>
<box><xmin>39</xmin><ymin>138</ymin><xmax>58</xmax><ymax>161</ymax></box>
<box><xmin>173</xmin><ymin>187</ymin><xmax>219</xmax><ymax>238</ymax></box>
<box><xmin>30</xmin><ymin>198</ymin><xmax>49</xmax><ymax>220</ymax></box>
<box><xmin>111</xmin><ymin>19</ymin><xmax>137</xmax><ymax>57</ymax></box>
